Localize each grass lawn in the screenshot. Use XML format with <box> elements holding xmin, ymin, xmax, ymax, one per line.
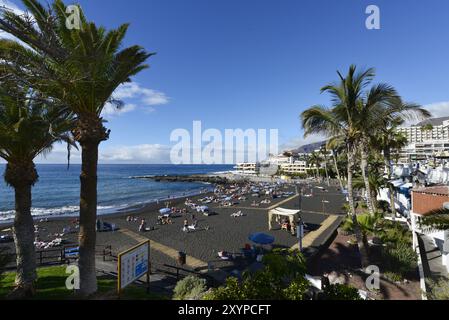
<box><xmin>0</xmin><ymin>265</ymin><xmax>168</xmax><ymax>300</ymax></box>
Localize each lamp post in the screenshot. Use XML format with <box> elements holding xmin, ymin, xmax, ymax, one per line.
<box><xmin>322</xmin><ymin>200</ymin><xmax>330</xmax><ymax>214</ymax></box>
<box><xmin>297</xmin><ymin>220</ymin><xmax>304</xmax><ymax>252</ymax></box>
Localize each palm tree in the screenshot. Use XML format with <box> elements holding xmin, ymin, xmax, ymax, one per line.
<box><xmin>375</xmin><ymin>119</ymin><xmax>409</xmax><ymax>216</ymax></box>
<box><xmin>0</xmin><ymin>84</ymin><xmax>74</xmax><ymax>297</ymax></box>
<box><xmin>326</xmin><ymin>137</ymin><xmax>345</xmax><ymax>191</ymax></box>
<box><xmin>0</xmin><ymin>0</ymin><xmax>152</xmax><ymax>296</ymax></box>
<box><xmin>319</xmin><ymin>145</ymin><xmax>330</xmax><ymax>186</ymax></box>
<box><xmin>318</xmin><ymin>65</ymin><xmax>429</xmax><ymax>216</ymax></box>
<box><xmin>301</xmin><ymin>88</ymin><xmax>369</xmax><ymax>266</ymax></box>
<box><xmin>302</xmin><ymin>65</ymin><xmax>429</xmax><ymax>266</ymax></box>
<box><xmin>308</xmin><ymin>151</ymin><xmax>322</xmax><ymax>179</ymax></box>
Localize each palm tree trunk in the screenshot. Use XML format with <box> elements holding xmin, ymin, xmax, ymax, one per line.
<box><xmin>323</xmin><ymin>158</ymin><xmax>330</xmax><ymax>186</ymax></box>
<box><xmin>360</xmin><ymin>145</ymin><xmax>375</xmax><ymax>215</ymax></box>
<box><xmin>12</xmin><ymin>184</ymin><xmax>37</xmax><ymax>296</ymax></box>
<box><xmin>347</xmin><ymin>146</ymin><xmax>370</xmax><ymax>268</ymax></box>
<box><xmin>4</xmin><ymin>162</ymin><xmax>38</xmax><ymax>297</ymax></box>
<box><xmin>346</xmin><ymin>148</ymin><xmax>356</xmax><ymax>216</ymax></box>
<box><xmin>77</xmin><ymin>140</ymin><xmax>99</xmax><ymax>296</ymax></box>
<box><xmin>384</xmin><ymin>150</ymin><xmax>397</xmax><ymax>217</ymax></box>
<box><xmin>332</xmin><ymin>152</ymin><xmax>344</xmax><ymax>191</ymax></box>
<box><xmin>352</xmin><ymin>215</ymin><xmax>370</xmax><ymax>268</ymax></box>
<box><xmin>74</xmin><ymin>116</ymin><xmax>109</xmax><ymax>297</ymax></box>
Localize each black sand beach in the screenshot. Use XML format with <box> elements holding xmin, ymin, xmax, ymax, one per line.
<box><xmin>0</xmin><ymin>181</ymin><xmax>346</xmax><ymax>276</ymax></box>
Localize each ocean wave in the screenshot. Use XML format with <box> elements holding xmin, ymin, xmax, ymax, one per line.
<box><xmin>0</xmin><ymin>205</ymin><xmax>118</xmax><ymax>222</ymax></box>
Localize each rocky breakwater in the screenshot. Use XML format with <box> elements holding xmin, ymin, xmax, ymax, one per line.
<box><xmin>131</xmin><ymin>174</ymin><xmax>234</xmax><ymax>184</ymax></box>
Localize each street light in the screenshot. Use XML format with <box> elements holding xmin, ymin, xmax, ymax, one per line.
<box><xmin>322</xmin><ymin>200</ymin><xmax>330</xmax><ymax>214</ymax></box>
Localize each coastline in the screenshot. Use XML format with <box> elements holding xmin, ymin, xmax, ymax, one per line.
<box><xmin>0</xmin><ymin>186</ymin><xmax>214</xmax><ymax>228</ymax></box>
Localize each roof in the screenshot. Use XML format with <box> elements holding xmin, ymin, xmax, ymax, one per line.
<box><xmin>414</xmin><ymin>116</ymin><xmax>449</xmax><ymax>127</ymax></box>
<box><xmin>269</xmin><ymin>207</ymin><xmax>300</xmax><ymax>216</ymax></box>
<box><xmin>412</xmin><ymin>186</ymin><xmax>449</xmax><ymax>196</ymax></box>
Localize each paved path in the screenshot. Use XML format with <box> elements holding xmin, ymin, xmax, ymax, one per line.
<box><xmin>291</xmin><ymin>215</ymin><xmax>343</xmax><ymax>250</ymax></box>
<box><xmin>118</xmin><ymin>228</ymin><xmax>208</xmax><ymax>271</ymax></box>
<box><xmin>267</xmin><ymin>194</ymin><xmax>300</xmax><ymax>210</ymax></box>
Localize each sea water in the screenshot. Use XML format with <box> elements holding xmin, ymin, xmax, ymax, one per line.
<box><xmin>0</xmin><ymin>164</ymin><xmax>232</xmax><ymax>222</ymax></box>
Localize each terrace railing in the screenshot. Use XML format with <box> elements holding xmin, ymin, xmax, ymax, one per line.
<box><xmin>2</xmin><ymin>244</ymin><xmax>114</xmax><ymax>270</ymax></box>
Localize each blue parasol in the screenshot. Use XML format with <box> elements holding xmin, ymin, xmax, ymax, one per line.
<box><xmin>248</xmin><ymin>233</ymin><xmax>275</xmax><ymax>245</ymax></box>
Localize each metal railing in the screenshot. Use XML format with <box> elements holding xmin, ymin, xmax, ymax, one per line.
<box><xmin>3</xmin><ymin>244</ymin><xmax>114</xmax><ymax>270</ymax></box>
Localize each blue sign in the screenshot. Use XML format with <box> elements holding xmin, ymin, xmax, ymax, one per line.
<box><xmin>135</xmin><ymin>261</ymin><xmax>148</xmax><ymax>278</ymax></box>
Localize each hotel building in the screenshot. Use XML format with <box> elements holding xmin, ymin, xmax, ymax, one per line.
<box><xmin>396</xmin><ymin>117</ymin><xmax>449</xmax><ymax>162</ymax></box>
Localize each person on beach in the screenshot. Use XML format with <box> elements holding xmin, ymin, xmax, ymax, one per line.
<box><xmin>139</xmin><ymin>219</ymin><xmax>147</xmax><ymax>232</ymax></box>
<box><xmin>183</xmin><ymin>219</ymin><xmax>189</xmax><ymax>232</ymax></box>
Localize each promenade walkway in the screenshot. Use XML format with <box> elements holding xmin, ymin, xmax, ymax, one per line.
<box><xmin>118</xmin><ymin>228</ymin><xmax>208</xmax><ymax>271</ymax></box>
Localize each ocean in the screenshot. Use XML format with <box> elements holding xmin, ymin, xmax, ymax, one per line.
<box><xmin>0</xmin><ymin>164</ymin><xmax>233</xmax><ymax>223</ymax></box>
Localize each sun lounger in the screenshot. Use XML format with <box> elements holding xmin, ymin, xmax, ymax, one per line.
<box><xmin>230</xmin><ymin>211</ymin><xmax>244</xmax><ymax>217</ymax></box>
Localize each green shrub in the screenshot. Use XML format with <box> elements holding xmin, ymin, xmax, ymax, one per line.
<box><xmin>204</xmin><ymin>249</ymin><xmax>309</xmax><ymax>300</ymax></box>
<box><xmin>377</xmin><ymin>220</ymin><xmax>412</xmax><ymax>246</ymax></box>
<box><xmin>341</xmin><ymin>217</ymin><xmax>354</xmax><ymax>233</ymax></box>
<box><xmin>0</xmin><ymin>247</ymin><xmax>12</xmax><ymax>282</ymax></box>
<box><xmin>321</xmin><ymin>284</ymin><xmax>362</xmax><ymax>300</ymax></box>
<box><xmin>377</xmin><ymin>200</ymin><xmax>390</xmax><ymax>213</ymax></box>
<box><xmin>173</xmin><ymin>275</ymin><xmax>207</xmax><ymax>300</ymax></box>
<box><xmin>203</xmin><ymin>277</ymin><xmax>243</xmax><ymax>300</ymax></box>
<box><xmin>384</xmin><ymin>271</ymin><xmax>403</xmax><ymax>283</ymax></box>
<box><xmin>382</xmin><ymin>242</ymin><xmax>417</xmax><ymax>279</ymax></box>
<box><xmin>426</xmin><ymin>278</ymin><xmax>449</xmax><ymax>300</ymax></box>
<box><xmin>282</xmin><ymin>277</ymin><xmax>310</xmax><ymax>300</ymax></box>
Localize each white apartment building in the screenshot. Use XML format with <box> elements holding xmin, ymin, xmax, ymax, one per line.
<box><xmin>396</xmin><ymin>117</ymin><xmax>449</xmax><ymax>162</ymax></box>
<box><xmin>234</xmin><ymin>162</ymin><xmax>260</xmax><ymax>175</ymax></box>
<box><xmin>279</xmin><ymin>160</ymin><xmax>309</xmax><ymax>174</ymax></box>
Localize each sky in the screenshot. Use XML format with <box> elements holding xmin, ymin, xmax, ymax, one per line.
<box><xmin>1</xmin><ymin>0</ymin><xmax>449</xmax><ymax>164</ymax></box>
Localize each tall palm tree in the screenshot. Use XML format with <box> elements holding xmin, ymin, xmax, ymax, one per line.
<box><xmin>319</xmin><ymin>145</ymin><xmax>330</xmax><ymax>186</ymax></box>
<box><xmin>308</xmin><ymin>151</ymin><xmax>322</xmax><ymax>179</ymax></box>
<box><xmin>375</xmin><ymin>119</ymin><xmax>409</xmax><ymax>216</ymax></box>
<box><xmin>0</xmin><ymin>84</ymin><xmax>74</xmax><ymax>297</ymax></box>
<box><xmin>0</xmin><ymin>0</ymin><xmax>153</xmax><ymax>296</ymax></box>
<box><xmin>319</xmin><ymin>66</ymin><xmax>429</xmax><ymax>216</ymax></box>
<box><xmin>301</xmin><ymin>65</ymin><xmax>429</xmax><ymax>266</ymax></box>
<box><xmin>326</xmin><ymin>136</ymin><xmax>345</xmax><ymax>191</ymax></box>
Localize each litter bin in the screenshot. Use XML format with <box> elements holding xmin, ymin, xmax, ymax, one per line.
<box><xmin>178</xmin><ymin>251</ymin><xmax>186</xmax><ymax>265</ymax></box>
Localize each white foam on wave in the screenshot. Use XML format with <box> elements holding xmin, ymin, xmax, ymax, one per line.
<box><xmin>0</xmin><ymin>205</ymin><xmax>118</xmax><ymax>222</ymax></box>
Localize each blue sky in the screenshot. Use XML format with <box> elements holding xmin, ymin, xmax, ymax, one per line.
<box><xmin>2</xmin><ymin>0</ymin><xmax>449</xmax><ymax>163</ymax></box>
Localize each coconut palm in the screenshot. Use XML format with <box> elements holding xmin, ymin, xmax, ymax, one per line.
<box><xmin>0</xmin><ymin>84</ymin><xmax>74</xmax><ymax>297</ymax></box>
<box><xmin>308</xmin><ymin>151</ymin><xmax>322</xmax><ymax>179</ymax></box>
<box><xmin>301</xmin><ymin>65</ymin><xmax>428</xmax><ymax>266</ymax></box>
<box><xmin>374</xmin><ymin>119</ymin><xmax>409</xmax><ymax>216</ymax></box>
<box><xmin>319</xmin><ymin>145</ymin><xmax>330</xmax><ymax>186</ymax></box>
<box><xmin>326</xmin><ymin>136</ymin><xmax>345</xmax><ymax>191</ymax></box>
<box><xmin>301</xmin><ymin>97</ymin><xmax>370</xmax><ymax>266</ymax></box>
<box><xmin>0</xmin><ymin>0</ymin><xmax>153</xmax><ymax>295</ymax></box>
<box><xmin>318</xmin><ymin>65</ymin><xmax>429</xmax><ymax>216</ymax></box>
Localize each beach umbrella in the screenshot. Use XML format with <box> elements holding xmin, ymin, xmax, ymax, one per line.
<box><xmin>248</xmin><ymin>233</ymin><xmax>275</xmax><ymax>245</ymax></box>
<box><xmin>159</xmin><ymin>208</ymin><xmax>171</xmax><ymax>215</ymax></box>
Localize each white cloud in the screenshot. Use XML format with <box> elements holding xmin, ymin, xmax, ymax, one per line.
<box><xmin>423</xmin><ymin>101</ymin><xmax>449</xmax><ymax>119</ymax></box>
<box><xmin>26</xmin><ymin>143</ymin><xmax>172</xmax><ymax>164</ymax></box>
<box><xmin>0</xmin><ymin>0</ymin><xmax>23</xmax><ymax>16</ymax></box>
<box><xmin>0</xmin><ymin>0</ymin><xmax>26</xmax><ymax>41</ymax></box>
<box><xmin>102</xmin><ymin>82</ymin><xmax>169</xmax><ymax>117</ymax></box>
<box><xmin>99</xmin><ymin>144</ymin><xmax>171</xmax><ymax>163</ymax></box>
